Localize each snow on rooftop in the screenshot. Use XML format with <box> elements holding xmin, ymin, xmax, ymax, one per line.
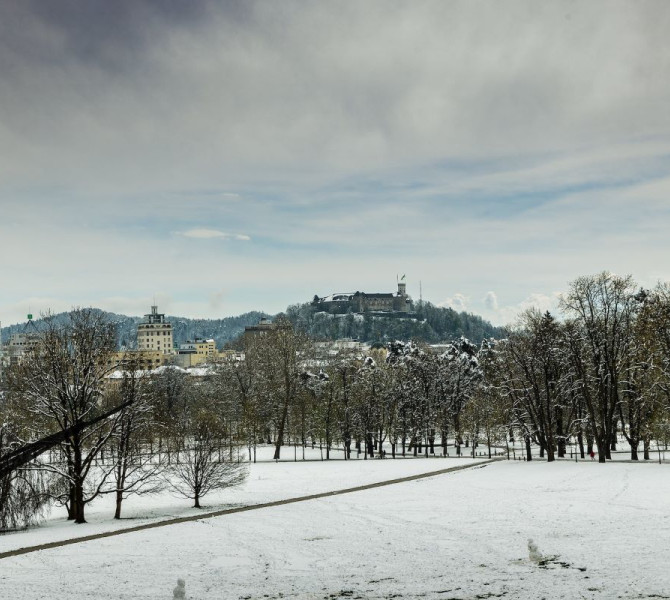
<box><xmin>106</xmin><ymin>364</ymin><xmax>213</xmax><ymax>378</ymax></box>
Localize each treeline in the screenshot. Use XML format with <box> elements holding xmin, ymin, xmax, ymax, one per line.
<box><xmin>283</xmin><ymin>301</ymin><xmax>502</xmax><ymax>345</ymax></box>
<box><xmin>197</xmin><ymin>272</ymin><xmax>670</xmax><ymax>468</ymax></box>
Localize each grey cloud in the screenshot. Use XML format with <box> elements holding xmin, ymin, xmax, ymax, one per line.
<box><xmin>2</xmin><ymin>1</ymin><xmax>670</xmax><ymax>325</ymax></box>
<box><xmin>2</xmin><ymin>1</ymin><xmax>670</xmax><ymax>195</ymax></box>
<box><xmin>0</xmin><ymin>1</ymin><xmax>215</xmax><ymax>72</ymax></box>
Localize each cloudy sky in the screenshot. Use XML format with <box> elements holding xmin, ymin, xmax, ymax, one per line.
<box><xmin>1</xmin><ymin>0</ymin><xmax>669</xmax><ymax>327</ymax></box>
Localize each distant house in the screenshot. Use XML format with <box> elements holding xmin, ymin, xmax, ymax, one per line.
<box><xmin>313</xmin><ymin>281</ymin><xmax>412</xmax><ymax>315</ymax></box>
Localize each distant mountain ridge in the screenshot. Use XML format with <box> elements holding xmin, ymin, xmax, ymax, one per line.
<box><xmin>1</xmin><ymin>302</ymin><xmax>502</xmax><ymax>350</ymax></box>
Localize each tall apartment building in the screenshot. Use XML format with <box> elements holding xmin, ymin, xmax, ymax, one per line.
<box><xmin>137</xmin><ymin>305</ymin><xmax>174</xmax><ymax>354</ymax></box>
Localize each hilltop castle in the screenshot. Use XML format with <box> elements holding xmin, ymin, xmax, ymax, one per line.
<box><xmin>312</xmin><ymin>281</ymin><xmax>412</xmax><ymax>315</ymax></box>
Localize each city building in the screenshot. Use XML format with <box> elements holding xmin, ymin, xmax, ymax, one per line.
<box><xmin>5</xmin><ymin>332</ymin><xmax>40</xmax><ymax>366</ymax></box>
<box><xmin>173</xmin><ymin>338</ymin><xmax>217</xmax><ymax>368</ymax></box>
<box><xmin>137</xmin><ymin>305</ymin><xmax>174</xmax><ymax>355</ymax></box>
<box><xmin>105</xmin><ymin>349</ymin><xmax>171</xmax><ymax>371</ymax></box>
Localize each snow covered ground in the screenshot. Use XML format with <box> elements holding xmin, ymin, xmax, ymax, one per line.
<box><xmin>1</xmin><ymin>453</ymin><xmax>668</xmax><ymax>599</ymax></box>
<box><xmin>0</xmin><ymin>447</ymin><xmax>489</xmax><ymax>554</ymax></box>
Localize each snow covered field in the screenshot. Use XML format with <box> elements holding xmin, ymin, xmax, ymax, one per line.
<box><xmin>1</xmin><ymin>455</ymin><xmax>668</xmax><ymax>599</ymax></box>
<box><xmin>0</xmin><ymin>447</ymin><xmax>486</xmax><ymax>554</ymax></box>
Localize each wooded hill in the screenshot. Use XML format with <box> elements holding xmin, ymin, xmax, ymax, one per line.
<box><xmin>283</xmin><ymin>301</ymin><xmax>503</xmax><ymax>345</ymax></box>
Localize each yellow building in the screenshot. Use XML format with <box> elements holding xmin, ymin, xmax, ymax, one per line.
<box><xmin>105</xmin><ymin>349</ymin><xmax>170</xmax><ymax>371</ymax></box>
<box><xmin>174</xmin><ymin>338</ymin><xmax>217</xmax><ymax>368</ymax></box>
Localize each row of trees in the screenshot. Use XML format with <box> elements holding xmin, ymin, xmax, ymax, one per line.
<box><xmin>1</xmin><ymin>272</ymin><xmax>669</xmax><ymax>530</ymax></box>
<box><xmin>224</xmin><ymin>329</ymin><xmax>485</xmax><ymax>463</ymax></box>
<box><xmin>222</xmin><ymin>273</ymin><xmax>670</xmax><ymax>465</ymax></box>
<box><xmin>483</xmin><ymin>274</ymin><xmax>670</xmax><ymax>463</ymax></box>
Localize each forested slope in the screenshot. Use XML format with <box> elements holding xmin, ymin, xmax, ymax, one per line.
<box><xmin>283</xmin><ymin>301</ymin><xmax>502</xmax><ymax>344</ymax></box>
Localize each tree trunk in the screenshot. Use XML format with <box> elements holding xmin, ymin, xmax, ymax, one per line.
<box><xmin>74</xmin><ymin>479</ymin><xmax>86</xmax><ymax>523</ymax></box>
<box><xmin>366</xmin><ymin>434</ymin><xmax>374</xmax><ymax>458</ymax></box>
<box><xmin>557</xmin><ymin>437</ymin><xmax>566</xmax><ymax>458</ymax></box>
<box><xmin>273</xmin><ymin>395</ymin><xmax>291</xmax><ymax>460</ymax></box>
<box><xmin>546</xmin><ymin>445</ymin><xmax>555</xmax><ymax>462</ymax></box>
<box><xmin>596</xmin><ymin>437</ymin><xmax>607</xmax><ymax>463</ymax></box>
<box><xmin>114</xmin><ymin>489</ymin><xmax>123</xmax><ymax>520</ymax></box>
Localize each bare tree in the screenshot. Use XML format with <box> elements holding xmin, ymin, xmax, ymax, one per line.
<box><xmin>561</xmin><ymin>273</ymin><xmax>637</xmax><ymax>462</ymax></box>
<box><xmin>215</xmin><ymin>354</ymin><xmax>263</xmax><ymax>463</ymax></box>
<box><xmin>107</xmin><ymin>365</ymin><xmax>165</xmax><ymax>519</ymax></box>
<box><xmin>0</xmin><ymin>418</ymin><xmax>55</xmax><ymax>530</ymax></box>
<box><xmin>499</xmin><ymin>311</ymin><xmax>571</xmax><ymax>462</ymax></box>
<box><xmin>249</xmin><ymin>318</ymin><xmax>310</xmax><ymax>460</ymax></box>
<box><xmin>7</xmin><ymin>309</ymin><xmax>121</xmax><ymax>522</ymax></box>
<box><xmin>166</xmin><ymin>389</ymin><xmax>246</xmax><ymax>508</ymax></box>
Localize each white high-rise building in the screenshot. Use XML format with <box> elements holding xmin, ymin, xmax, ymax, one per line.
<box><xmin>137</xmin><ymin>305</ymin><xmax>174</xmax><ymax>354</ymax></box>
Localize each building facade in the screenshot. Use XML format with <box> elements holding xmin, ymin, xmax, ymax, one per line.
<box><xmin>5</xmin><ymin>332</ymin><xmax>40</xmax><ymax>365</ymax></box>
<box><xmin>173</xmin><ymin>338</ymin><xmax>217</xmax><ymax>368</ymax></box>
<box><xmin>313</xmin><ymin>281</ymin><xmax>412</xmax><ymax>315</ymax></box>
<box><xmin>106</xmin><ymin>349</ymin><xmax>170</xmax><ymax>370</ymax></box>
<box><xmin>137</xmin><ymin>305</ymin><xmax>174</xmax><ymax>354</ymax></box>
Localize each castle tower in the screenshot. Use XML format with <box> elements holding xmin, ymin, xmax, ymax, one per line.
<box><xmin>398</xmin><ymin>281</ymin><xmax>406</xmax><ymax>296</ymax></box>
